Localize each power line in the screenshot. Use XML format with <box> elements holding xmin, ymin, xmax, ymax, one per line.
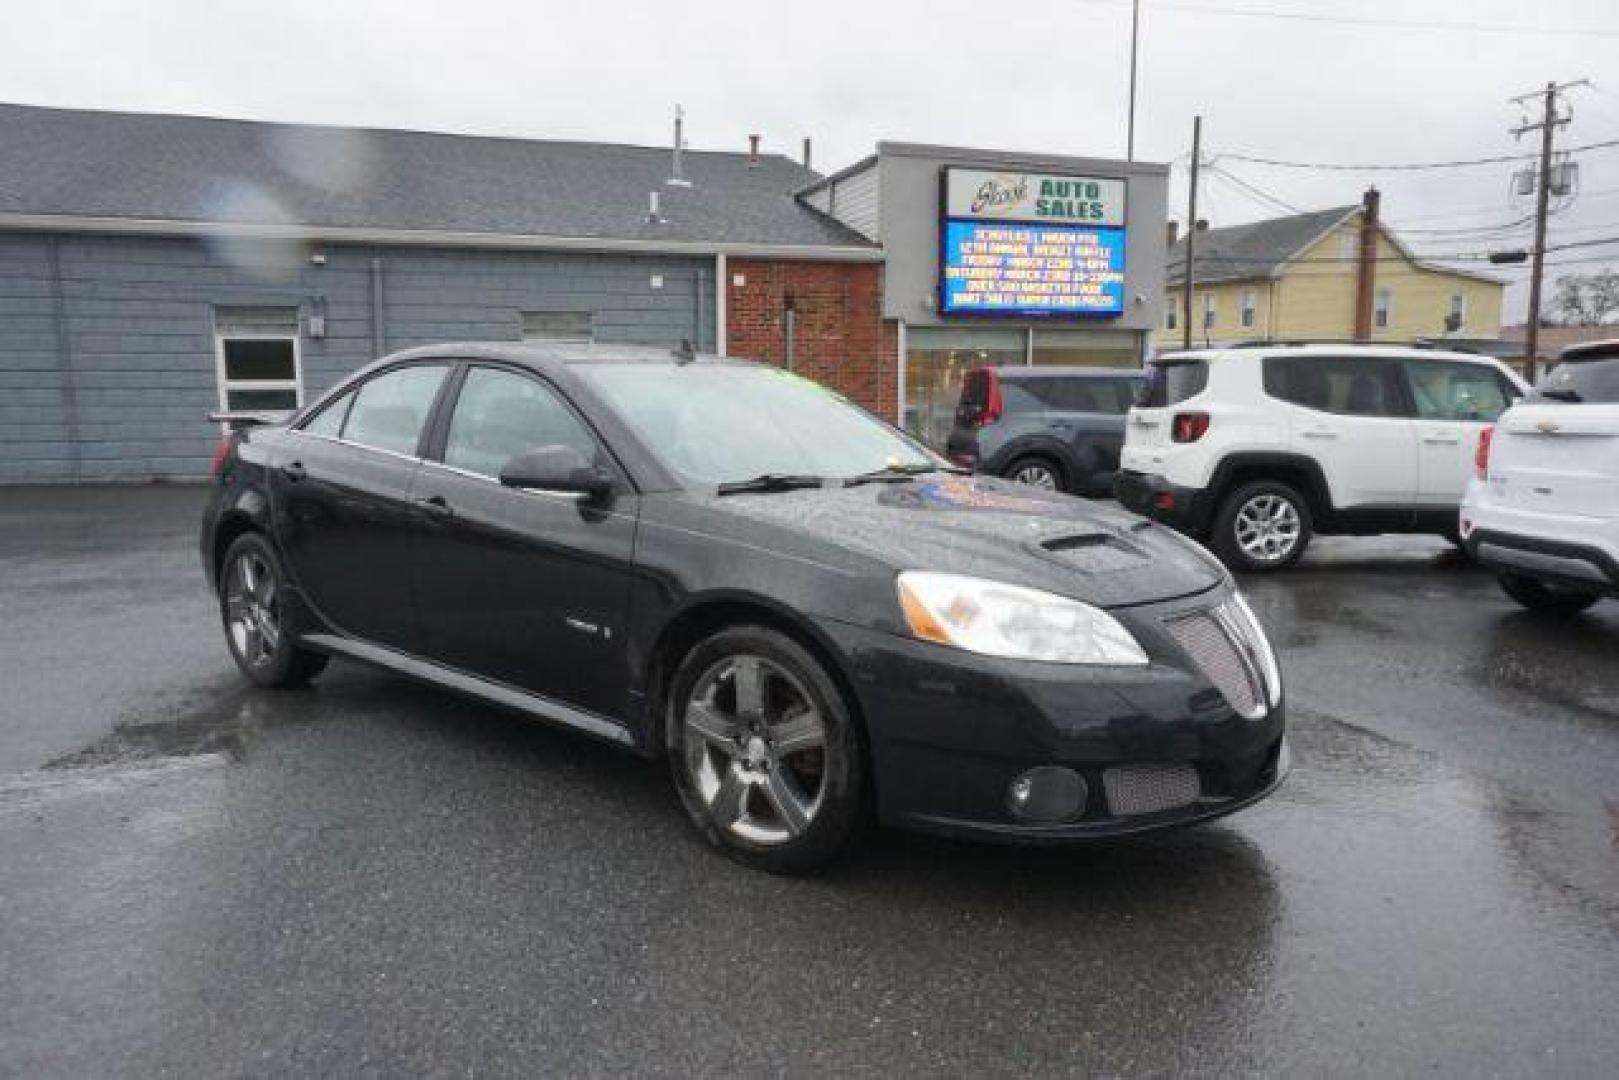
<box><xmin>1204</xmin><ymin>165</ymin><xmax>1302</xmax><ymax>215</ymax></box>
<box><xmin>1217</xmin><ymin>137</ymin><xmax>1619</xmax><ymax>170</ymax></box>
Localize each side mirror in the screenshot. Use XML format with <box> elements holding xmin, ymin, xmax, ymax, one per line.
<box><xmin>498</xmin><ymin>446</ymin><xmax>613</xmax><ymax>501</ymax></box>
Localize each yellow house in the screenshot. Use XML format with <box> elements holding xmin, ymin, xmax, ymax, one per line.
<box><xmin>1153</xmin><ymin>203</ymin><xmax>1504</xmax><ymax>351</ymax></box>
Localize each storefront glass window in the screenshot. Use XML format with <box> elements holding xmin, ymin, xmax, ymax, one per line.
<box><xmin>1031</xmin><ymin>329</ymin><xmax>1143</xmax><ymax>369</ymax></box>
<box><xmin>904</xmin><ymin>328</ymin><xmax>1023</xmax><ymax>448</ymax></box>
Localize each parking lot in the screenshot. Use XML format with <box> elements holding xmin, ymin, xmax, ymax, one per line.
<box><xmin>3</xmin><ymin>485</ymin><xmax>1618</xmax><ymax>1075</ymax></box>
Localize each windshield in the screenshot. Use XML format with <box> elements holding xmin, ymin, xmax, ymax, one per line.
<box><xmin>575</xmin><ymin>363</ymin><xmax>940</xmax><ymax>485</ymax></box>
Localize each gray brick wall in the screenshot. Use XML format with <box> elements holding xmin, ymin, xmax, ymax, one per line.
<box><xmin>0</xmin><ymin>232</ymin><xmax>713</xmax><ymax>482</ymax></box>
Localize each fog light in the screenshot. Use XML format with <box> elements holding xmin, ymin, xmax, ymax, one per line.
<box><xmin>1006</xmin><ymin>766</ymin><xmax>1087</xmax><ymax>823</ymax></box>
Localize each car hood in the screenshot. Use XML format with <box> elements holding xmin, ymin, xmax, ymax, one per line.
<box><xmin>686</xmin><ymin>474</ymin><xmax>1226</xmax><ymax>609</ymax></box>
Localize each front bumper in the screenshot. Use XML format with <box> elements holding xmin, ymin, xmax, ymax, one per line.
<box><xmin>815</xmin><ymin>594</ymin><xmax>1287</xmax><ymax>843</ymax></box>
<box><xmin>1114</xmin><ymin>469</ymin><xmax>1216</xmax><ymax>536</ymax></box>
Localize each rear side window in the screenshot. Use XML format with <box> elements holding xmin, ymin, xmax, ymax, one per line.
<box><xmin>1138</xmin><ymin>361</ymin><xmax>1208</xmax><ymax>408</ymax></box>
<box><xmin>1403</xmin><ymin>359</ymin><xmax>1516</xmax><ymax>422</ymax></box>
<box><xmin>1263</xmin><ymin>356</ymin><xmax>1406</xmax><ymax>418</ymax></box>
<box><xmin>344</xmin><ymin>365</ymin><xmax>450</xmax><ymax>456</ymax></box>
<box><xmin>1539</xmin><ymin>357</ymin><xmax>1619</xmax><ymax>403</ymax></box>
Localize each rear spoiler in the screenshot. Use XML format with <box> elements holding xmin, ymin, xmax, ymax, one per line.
<box><xmin>207</xmin><ymin>410</ymin><xmax>296</xmax><ymax>430</ymax></box>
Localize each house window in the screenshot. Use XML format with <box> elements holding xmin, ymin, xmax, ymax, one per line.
<box><xmin>521</xmin><ymin>310</ymin><xmax>594</xmax><ymax>343</ymax></box>
<box><xmin>1241</xmin><ymin>289</ymin><xmax>1257</xmax><ymax>329</ymax></box>
<box><xmin>1165</xmin><ymin>303</ymin><xmax>1177</xmax><ymax>331</ymax></box>
<box><xmin>1374</xmin><ymin>289</ymin><xmax>1392</xmax><ymax>329</ymax></box>
<box><xmin>214</xmin><ymin>306</ymin><xmax>301</xmax><ymax>412</ymax></box>
<box><xmin>1448</xmin><ymin>293</ymin><xmax>1466</xmax><ymax>332</ymax></box>
<box><xmin>1201</xmin><ymin>292</ymin><xmax>1216</xmax><ymax>330</ymax></box>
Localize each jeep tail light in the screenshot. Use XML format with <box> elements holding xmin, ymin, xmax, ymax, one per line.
<box><xmin>1475</xmin><ymin>425</ymin><xmax>1494</xmax><ymax>479</ymax></box>
<box><xmin>1172</xmin><ymin>412</ymin><xmax>1210</xmax><ymax>443</ymax></box>
<box><xmin>210</xmin><ymin>437</ymin><xmax>233</xmax><ymax>477</ymax></box>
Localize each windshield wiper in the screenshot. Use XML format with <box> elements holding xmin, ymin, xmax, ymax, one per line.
<box><xmin>842</xmin><ymin>462</ymin><xmax>966</xmax><ymax>487</ymax></box>
<box><xmin>715</xmin><ymin>473</ymin><xmax>827</xmax><ymax>495</ymax></box>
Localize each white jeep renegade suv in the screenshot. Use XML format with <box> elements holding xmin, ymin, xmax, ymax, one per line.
<box><xmin>1116</xmin><ymin>343</ymin><xmax>1527</xmax><ymax>571</ymax></box>
<box><xmin>1461</xmin><ymin>340</ymin><xmax>1619</xmax><ymax>614</ymax></box>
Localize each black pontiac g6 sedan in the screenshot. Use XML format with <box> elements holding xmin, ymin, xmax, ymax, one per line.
<box><xmin>202</xmin><ymin>343</ymin><xmax>1288</xmax><ymax>872</ymax></box>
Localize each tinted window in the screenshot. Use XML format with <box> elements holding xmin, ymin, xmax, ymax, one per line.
<box><xmin>1138</xmin><ymin>361</ymin><xmax>1208</xmax><ymax>407</ymax></box>
<box><xmin>343</xmin><ymin>365</ymin><xmax>449</xmax><ymax>456</ymax></box>
<box><xmin>222</xmin><ymin>339</ymin><xmax>296</xmax><ymax>382</ymax></box>
<box><xmin>1403</xmin><ymin>359</ymin><xmax>1515</xmax><ymax>422</ymax></box>
<box><xmin>1538</xmin><ymin>357</ymin><xmax>1619</xmax><ymax>404</ymax></box>
<box><xmin>302</xmin><ymin>389</ymin><xmax>354</xmax><ymax>438</ymax></box>
<box><xmin>1263</xmin><ymin>356</ymin><xmax>1406</xmax><ymax>417</ymax></box>
<box><xmin>443</xmin><ymin>367</ymin><xmax>601</xmax><ymax>478</ymax></box>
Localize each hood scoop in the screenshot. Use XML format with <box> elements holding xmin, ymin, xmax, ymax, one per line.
<box><xmin>1031</xmin><ymin>532</ymin><xmax>1149</xmax><ymax>574</ymax></box>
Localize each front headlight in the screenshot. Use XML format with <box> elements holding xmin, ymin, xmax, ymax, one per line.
<box><xmin>896</xmin><ymin>571</ymin><xmax>1149</xmax><ymax>666</ymax></box>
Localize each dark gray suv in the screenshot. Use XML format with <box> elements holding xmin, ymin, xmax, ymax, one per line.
<box><xmin>946</xmin><ymin>366</ymin><xmax>1144</xmax><ymax>496</ymax></box>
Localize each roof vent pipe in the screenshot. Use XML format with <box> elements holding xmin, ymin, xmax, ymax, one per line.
<box><xmin>748</xmin><ymin>134</ymin><xmax>761</xmax><ymax>167</ymax></box>
<box><xmin>802</xmin><ymin>137</ymin><xmax>812</xmax><ymax>170</ymax></box>
<box><xmin>667</xmin><ymin>105</ymin><xmax>692</xmax><ymax>188</ymax></box>
<box><xmin>648</xmin><ymin>190</ymin><xmax>662</xmax><ymax>223</ymax></box>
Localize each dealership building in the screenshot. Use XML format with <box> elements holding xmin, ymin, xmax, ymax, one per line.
<box><xmin>0</xmin><ymin>103</ymin><xmax>1167</xmax><ymax>482</ymax></box>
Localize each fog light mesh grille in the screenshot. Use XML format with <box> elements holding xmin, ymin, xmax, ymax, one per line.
<box><xmin>1103</xmin><ymin>763</ymin><xmax>1201</xmax><ymax>816</ymax></box>
<box><xmin>1164</xmin><ymin>606</ymin><xmax>1263</xmax><ymax>718</ymax></box>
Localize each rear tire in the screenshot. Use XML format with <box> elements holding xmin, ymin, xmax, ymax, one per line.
<box><xmin>665</xmin><ymin>625</ymin><xmax>866</xmax><ymax>875</ymax></box>
<box><xmin>219</xmin><ymin>533</ymin><xmax>329</xmax><ymax>688</ymax></box>
<box><xmin>1212</xmin><ymin>480</ymin><xmax>1313</xmax><ymax>572</ymax></box>
<box><xmin>1497</xmin><ymin>572</ymin><xmax>1601</xmax><ymax>616</ymax></box>
<box><xmin>1004</xmin><ymin>455</ymin><xmax>1066</xmax><ymax>493</ymax></box>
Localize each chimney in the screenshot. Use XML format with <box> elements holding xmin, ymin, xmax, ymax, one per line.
<box><xmin>667</xmin><ymin>105</ymin><xmax>692</xmax><ymax>188</ymax></box>
<box><xmin>1166</xmin><ymin>220</ymin><xmax>1179</xmax><ymax>247</ymax></box>
<box><xmin>1353</xmin><ymin>186</ymin><xmax>1381</xmax><ymax>341</ymax></box>
<box><xmin>802</xmin><ymin>137</ymin><xmax>813</xmax><ymax>170</ymax></box>
<box><xmin>748</xmin><ymin>134</ymin><xmax>761</xmax><ymax>167</ymax></box>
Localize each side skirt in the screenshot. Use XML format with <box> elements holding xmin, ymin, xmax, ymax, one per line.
<box><xmin>302</xmin><ymin>633</ymin><xmax>637</xmax><ymax>749</ymax></box>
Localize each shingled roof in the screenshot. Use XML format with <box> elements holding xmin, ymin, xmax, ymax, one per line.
<box><xmin>1167</xmin><ymin>205</ymin><xmax>1357</xmax><ymax>286</ymax></box>
<box><xmin>0</xmin><ymin>103</ymin><xmax>874</xmax><ymax>252</ymax></box>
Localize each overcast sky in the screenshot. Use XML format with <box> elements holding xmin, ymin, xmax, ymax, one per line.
<box><xmin>6</xmin><ymin>0</ymin><xmax>1619</xmax><ymax>321</ymax></box>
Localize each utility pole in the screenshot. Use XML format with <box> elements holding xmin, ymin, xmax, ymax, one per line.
<box><xmin>1126</xmin><ymin>0</ymin><xmax>1141</xmax><ymax>161</ymax></box>
<box><xmin>1182</xmin><ymin>115</ymin><xmax>1201</xmax><ymax>351</ymax></box>
<box><xmin>1511</xmin><ymin>79</ymin><xmax>1587</xmax><ymax>382</ymax></box>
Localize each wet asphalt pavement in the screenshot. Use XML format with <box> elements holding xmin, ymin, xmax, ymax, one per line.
<box><xmin>2</xmin><ymin>486</ymin><xmax>1617</xmax><ymax>1076</ymax></box>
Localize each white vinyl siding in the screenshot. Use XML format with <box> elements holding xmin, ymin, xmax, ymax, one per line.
<box><xmin>826</xmin><ymin>162</ymin><xmax>881</xmax><ymax>241</ymax></box>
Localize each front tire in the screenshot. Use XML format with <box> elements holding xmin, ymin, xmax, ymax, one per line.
<box><xmin>219</xmin><ymin>533</ymin><xmax>329</xmax><ymax>688</ymax></box>
<box><xmin>665</xmin><ymin>625</ymin><xmax>867</xmax><ymax>874</ymax></box>
<box><xmin>1212</xmin><ymin>480</ymin><xmax>1313</xmax><ymax>571</ymax></box>
<box><xmin>1498</xmin><ymin>572</ymin><xmax>1601</xmax><ymax>616</ymax></box>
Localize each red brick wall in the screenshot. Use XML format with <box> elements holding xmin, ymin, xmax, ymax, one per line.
<box><xmin>725</xmin><ymin>259</ymin><xmax>898</xmax><ymax>421</ymax></box>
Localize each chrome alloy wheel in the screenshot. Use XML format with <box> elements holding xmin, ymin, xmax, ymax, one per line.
<box><xmin>1011</xmin><ymin>463</ymin><xmax>1059</xmax><ymax>490</ymax></box>
<box><xmin>681</xmin><ymin>654</ymin><xmax>828</xmax><ymax>846</ymax></box>
<box><xmin>224</xmin><ymin>550</ymin><xmax>280</xmax><ymax>669</ymax></box>
<box><xmin>1234</xmin><ymin>493</ymin><xmax>1302</xmax><ymax>563</ymax></box>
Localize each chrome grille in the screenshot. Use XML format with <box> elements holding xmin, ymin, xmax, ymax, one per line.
<box><xmin>1103</xmin><ymin>763</ymin><xmax>1202</xmax><ymax>816</ymax></box>
<box><xmin>1164</xmin><ymin>601</ymin><xmax>1270</xmax><ymax>719</ymax></box>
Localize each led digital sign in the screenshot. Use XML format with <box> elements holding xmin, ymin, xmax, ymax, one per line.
<box><xmin>939</xmin><ymin>167</ymin><xmax>1129</xmax><ymax>318</ymax></box>
<box><xmin>941</xmin><ymin>220</ymin><xmax>1127</xmax><ymax>316</ymax></box>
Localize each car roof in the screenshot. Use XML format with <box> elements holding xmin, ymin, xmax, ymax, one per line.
<box><xmin>990</xmin><ymin>366</ymin><xmax>1143</xmax><ymax>378</ymax></box>
<box><xmin>381</xmin><ymin>341</ymin><xmax>749</xmax><ymax>370</ymax></box>
<box><xmin>1153</xmin><ymin>343</ymin><xmax>1506</xmax><ymax>366</ymax></box>
<box><xmin>1559</xmin><ymin>339</ymin><xmax>1619</xmax><ymax>362</ymax></box>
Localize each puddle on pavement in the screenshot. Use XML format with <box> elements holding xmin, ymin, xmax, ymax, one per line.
<box><xmin>43</xmin><ymin>684</ymin><xmax>313</xmax><ymax>769</ymax></box>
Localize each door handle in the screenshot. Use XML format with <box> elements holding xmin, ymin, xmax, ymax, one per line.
<box><xmin>416</xmin><ymin>494</ymin><xmax>454</xmax><ymax>520</ymax></box>
<box><xmin>1302</xmin><ymin>430</ymin><xmax>1337</xmax><ymax>440</ymax></box>
<box><xmin>1422</xmin><ymin>435</ymin><xmax>1461</xmax><ymax>445</ymax></box>
<box><xmin>280</xmin><ymin>461</ymin><xmax>307</xmax><ymax>482</ymax></box>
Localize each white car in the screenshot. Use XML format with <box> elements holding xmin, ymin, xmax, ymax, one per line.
<box><xmin>1116</xmin><ymin>343</ymin><xmax>1528</xmax><ymax>571</ymax></box>
<box><xmin>1461</xmin><ymin>340</ymin><xmax>1619</xmax><ymax>614</ymax></box>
